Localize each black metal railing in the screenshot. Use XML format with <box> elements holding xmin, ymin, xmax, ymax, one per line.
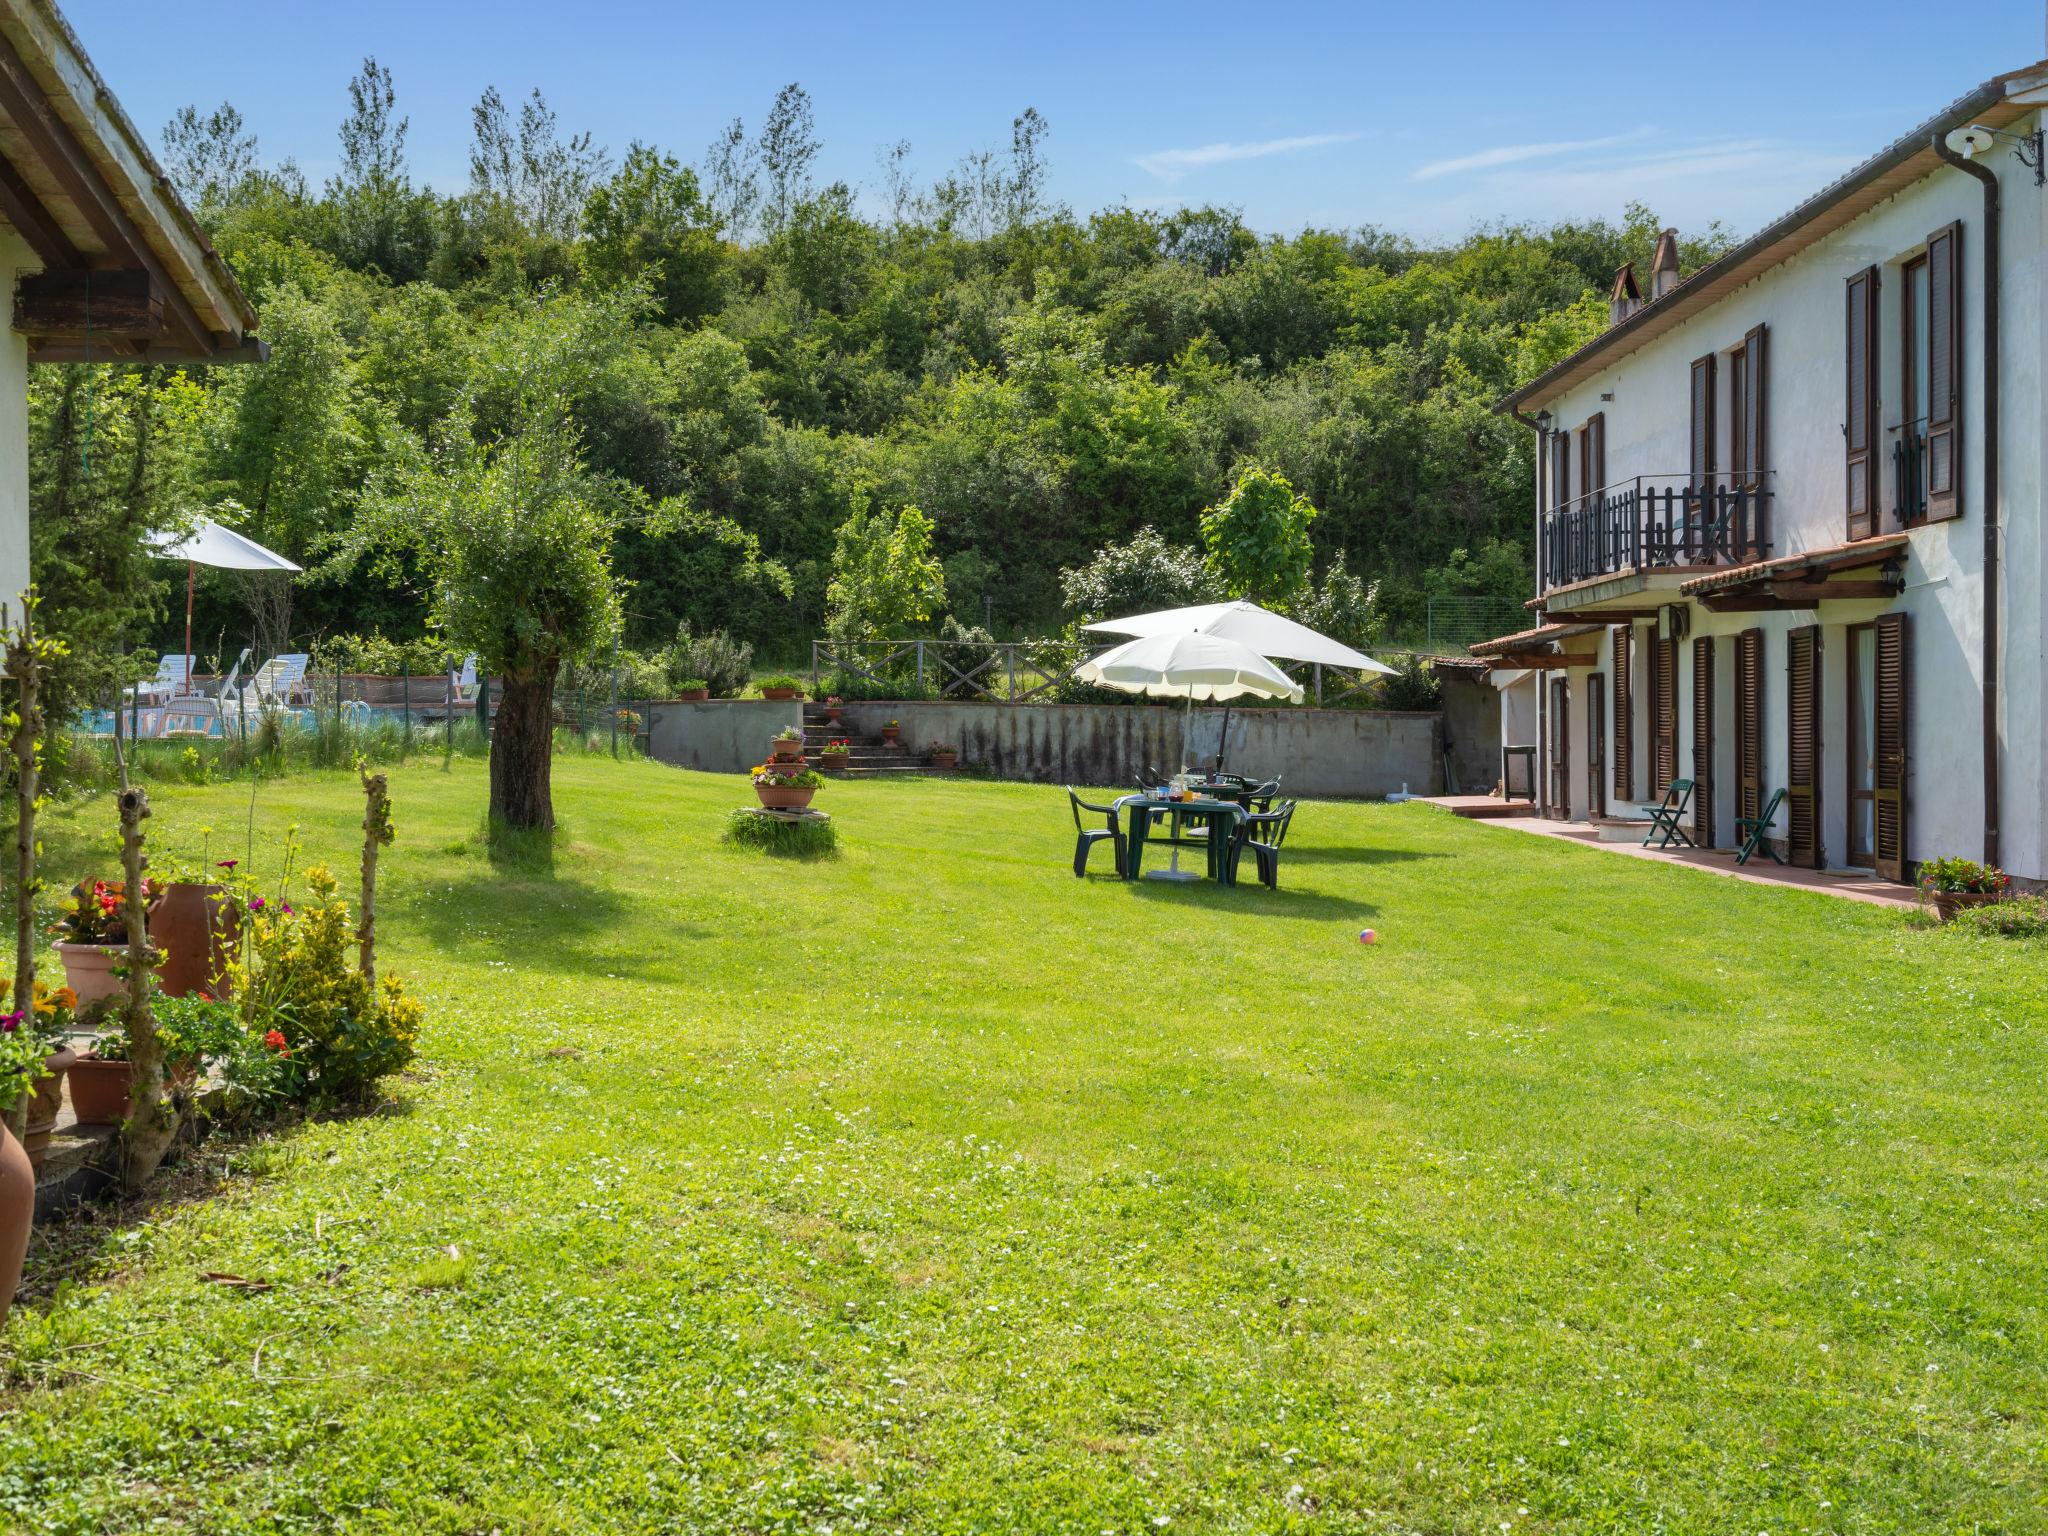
<box><xmin>1540</xmin><ymin>471</ymin><xmax>1772</xmax><ymax>593</ymax></box>
<box><xmin>1890</xmin><ymin>420</ymin><xmax>1927</xmax><ymax>526</ymax></box>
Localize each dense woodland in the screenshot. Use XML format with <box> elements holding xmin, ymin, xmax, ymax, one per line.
<box><xmin>31</xmin><ymin>62</ymin><xmax>1732</xmax><ymax>718</ymax></box>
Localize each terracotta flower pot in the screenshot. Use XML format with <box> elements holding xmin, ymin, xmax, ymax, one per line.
<box><xmin>0</xmin><ymin>1121</ymin><xmax>30</xmax><ymax>1330</ymax></box>
<box><xmin>150</xmin><ymin>881</ymin><xmax>241</xmax><ymax>999</ymax></box>
<box><xmin>881</xmin><ymin>727</ymin><xmax>900</xmax><ymax>744</ymax></box>
<box><xmin>819</xmin><ymin>752</ymin><xmax>850</xmax><ymax>772</ymax></box>
<box><xmin>928</xmin><ymin>751</ymin><xmax>958</xmax><ymax>769</ymax></box>
<box><xmin>1929</xmin><ymin>889</ymin><xmax>2002</xmax><ymax>922</ymax></box>
<box><xmin>677</xmin><ymin>688</ymin><xmax>710</xmax><ymax>702</ymax></box>
<box><xmin>754</xmin><ymin>782</ymin><xmax>818</xmax><ymax>811</ymax></box>
<box><xmin>762</xmin><ymin>687</ymin><xmax>802</xmax><ymax>701</ymax></box>
<box><xmin>768</xmin><ymin>738</ymin><xmax>805</xmax><ymax>761</ymax></box>
<box><xmin>55</xmin><ymin>942</ymin><xmax>134</xmax><ymax>1008</ymax></box>
<box><xmin>65</xmin><ymin>1055</ymin><xmax>134</xmax><ymax>1126</ymax></box>
<box><xmin>824</xmin><ymin>706</ymin><xmax>842</xmax><ymax>722</ymax></box>
<box><xmin>21</xmin><ymin>1045</ymin><xmax>75</xmax><ymax>1175</ymax></box>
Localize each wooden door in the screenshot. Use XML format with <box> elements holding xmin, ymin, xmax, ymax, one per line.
<box><xmin>1548</xmin><ymin>675</ymin><xmax>1571</xmax><ymax>819</ymax></box>
<box><xmin>1691</xmin><ymin>636</ymin><xmax>1715</xmax><ymax>847</ymax></box>
<box><xmin>1735</xmin><ymin>628</ymin><xmax>1763</xmax><ymax>827</ymax></box>
<box><xmin>1587</xmin><ymin>677</ymin><xmax>1607</xmax><ymax>821</ymax></box>
<box><xmin>1787</xmin><ymin>626</ymin><xmax>1822</xmax><ymax>868</ymax></box>
<box><xmin>1873</xmin><ymin>612</ymin><xmax>1909</xmax><ymax>881</ymax></box>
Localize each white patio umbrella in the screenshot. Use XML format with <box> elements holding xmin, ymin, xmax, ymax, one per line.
<box><xmin>1075</xmin><ymin>630</ymin><xmax>1303</xmax><ymax>765</ymax></box>
<box><xmin>1082</xmin><ymin>599</ymin><xmax>1397</xmax><ymax>675</ymax></box>
<box><xmin>148</xmin><ymin>517</ymin><xmax>301</xmax><ymax>681</ymax></box>
<box><xmin>1083</xmin><ymin>600</ymin><xmax>1392</xmax><ymax>770</ymax></box>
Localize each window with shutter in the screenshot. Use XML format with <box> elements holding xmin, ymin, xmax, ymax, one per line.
<box><xmin>1873</xmin><ymin>612</ymin><xmax>1909</xmax><ymax>880</ymax></box>
<box><xmin>1689</xmin><ymin>354</ymin><xmax>1716</xmax><ymax>488</ymax></box>
<box><xmin>1611</xmin><ymin>625</ymin><xmax>1633</xmax><ymax>802</ymax></box>
<box><xmin>1692</xmin><ymin>636</ymin><xmax>1716</xmax><ymax>847</ymax></box>
<box><xmin>1650</xmin><ymin>635</ymin><xmax>1678</xmax><ymax>797</ymax></box>
<box><xmin>1587</xmin><ymin>676</ymin><xmax>1606</xmax><ymax>821</ymax></box>
<box><xmin>1925</xmin><ymin>222</ymin><xmax>1961</xmax><ymax>521</ymax></box>
<box><xmin>1735</xmin><ymin>628</ymin><xmax>1763</xmax><ymax>828</ymax></box>
<box><xmin>1584</xmin><ymin>412</ymin><xmax>1606</xmax><ymax>499</ymax></box>
<box><xmin>1845</xmin><ymin>267</ymin><xmax>1879</xmax><ymax>539</ymax></box>
<box><xmin>1787</xmin><ymin>626</ymin><xmax>1822</xmax><ymax>868</ymax></box>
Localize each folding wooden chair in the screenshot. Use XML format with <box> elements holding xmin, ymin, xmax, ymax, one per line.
<box><xmin>1735</xmin><ymin>788</ymin><xmax>1787</xmax><ymax>866</ymax></box>
<box><xmin>1635</xmin><ymin>778</ymin><xmax>1696</xmax><ymax>849</ymax></box>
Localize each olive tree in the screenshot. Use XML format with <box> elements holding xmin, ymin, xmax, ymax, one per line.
<box><xmin>354</xmin><ymin>293</ymin><xmax>642</xmax><ymax>832</ymax></box>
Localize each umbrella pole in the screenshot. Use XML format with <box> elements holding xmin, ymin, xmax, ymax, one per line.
<box><xmin>183</xmin><ymin>559</ymin><xmax>194</xmax><ymax>691</ymax></box>
<box><xmin>1215</xmin><ymin>704</ymin><xmax>1232</xmax><ymax>773</ymax></box>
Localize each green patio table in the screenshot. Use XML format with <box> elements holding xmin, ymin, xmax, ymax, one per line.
<box><xmin>1114</xmin><ymin>793</ymin><xmax>1247</xmax><ymax>883</ymax></box>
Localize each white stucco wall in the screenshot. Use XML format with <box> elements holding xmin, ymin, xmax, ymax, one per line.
<box><xmin>0</xmin><ymin>226</ymin><xmax>30</xmax><ymax>622</ymax></box>
<box><xmin>1525</xmin><ymin>118</ymin><xmax>2046</xmax><ymax>881</ymax></box>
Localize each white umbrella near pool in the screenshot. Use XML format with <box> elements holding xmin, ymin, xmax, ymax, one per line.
<box><xmin>148</xmin><ymin>516</ymin><xmax>302</xmax><ymax>679</ymax></box>
<box><xmin>1073</xmin><ymin>631</ymin><xmax>1304</xmax><ymax>880</ymax></box>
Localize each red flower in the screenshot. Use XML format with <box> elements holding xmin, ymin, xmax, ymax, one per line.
<box><xmin>263</xmin><ymin>1028</ymin><xmax>289</xmax><ymax>1054</ymax></box>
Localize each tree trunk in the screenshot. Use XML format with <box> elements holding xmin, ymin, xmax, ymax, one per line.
<box><xmin>115</xmin><ymin>783</ymin><xmax>179</xmax><ymax>1191</ymax></box>
<box><xmin>487</xmin><ymin>663</ymin><xmax>559</xmax><ymax>832</ymax></box>
<box><xmin>359</xmin><ymin>768</ymin><xmax>391</xmax><ymax>985</ymax></box>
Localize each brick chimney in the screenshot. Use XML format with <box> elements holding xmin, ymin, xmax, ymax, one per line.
<box><xmin>1609</xmin><ymin>262</ymin><xmax>1642</xmax><ymax>327</ymax></box>
<box><xmin>1651</xmin><ymin>228</ymin><xmax>1682</xmax><ymax>300</ymax></box>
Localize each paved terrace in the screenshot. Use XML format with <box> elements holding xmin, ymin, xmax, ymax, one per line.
<box><xmin>1417</xmin><ymin>798</ymin><xmax>1920</xmax><ymax>910</ymax></box>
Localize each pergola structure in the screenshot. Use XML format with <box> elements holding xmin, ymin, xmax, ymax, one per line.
<box><xmin>0</xmin><ymin>0</ymin><xmax>262</xmax><ymax>610</ymax></box>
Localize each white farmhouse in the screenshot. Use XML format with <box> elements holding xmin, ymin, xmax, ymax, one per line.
<box><xmin>1479</xmin><ymin>61</ymin><xmax>2048</xmax><ymax>887</ymax></box>
<box><xmin>0</xmin><ymin>0</ymin><xmax>261</xmax><ymax>614</ymax></box>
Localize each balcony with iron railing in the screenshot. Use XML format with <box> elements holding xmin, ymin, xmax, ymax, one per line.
<box><xmin>1539</xmin><ymin>471</ymin><xmax>1772</xmax><ymax>595</ymax></box>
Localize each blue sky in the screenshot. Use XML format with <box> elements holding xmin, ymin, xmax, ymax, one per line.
<box><xmin>67</xmin><ymin>0</ymin><xmax>2048</xmax><ymax>241</ymax></box>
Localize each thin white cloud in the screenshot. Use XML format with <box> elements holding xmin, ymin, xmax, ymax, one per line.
<box><xmin>1134</xmin><ymin>132</ymin><xmax>1356</xmax><ymax>181</ymax></box>
<box><xmin>1413</xmin><ymin>128</ymin><xmax>1655</xmax><ymax>181</ymax></box>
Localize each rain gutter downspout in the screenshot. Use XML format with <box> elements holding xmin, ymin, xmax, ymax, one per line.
<box><xmin>1931</xmin><ymin>131</ymin><xmax>2001</xmax><ymax>868</ymax></box>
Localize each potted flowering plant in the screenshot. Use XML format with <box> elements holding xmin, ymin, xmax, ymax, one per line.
<box><xmin>880</xmin><ymin>718</ymin><xmax>901</xmax><ymax>744</ymax></box>
<box><xmin>52</xmin><ymin>877</ymin><xmax>157</xmax><ymax>1005</ymax></box>
<box><xmin>7</xmin><ymin>979</ymin><xmax>78</xmax><ymax>1172</ymax></box>
<box><xmin>149</xmin><ymin>855</ymin><xmax>243</xmax><ymax>1000</ymax></box>
<box><xmin>675</xmin><ymin>677</ymin><xmax>711</xmax><ymax>702</ymax></box>
<box><xmin>926</xmin><ymin>741</ymin><xmax>959</xmax><ymax>769</ymax></box>
<box><xmin>759</xmin><ymin>674</ymin><xmax>805</xmax><ymax>701</ymax></box>
<box><xmin>824</xmin><ymin>695</ymin><xmax>844</xmax><ymax>723</ymax></box>
<box><xmin>1918</xmin><ymin>856</ymin><xmax>2012</xmax><ymax>920</ymax></box>
<box><xmin>818</xmin><ymin>738</ymin><xmax>851</xmax><ymax>770</ymax></box>
<box><xmin>751</xmin><ymin>763</ymin><xmax>823</xmax><ymax>811</ymax></box>
<box><xmin>768</xmin><ymin>725</ymin><xmax>806</xmax><ymax>763</ymax></box>
<box><xmin>68</xmin><ymin>983</ymin><xmax>222</xmax><ymax>1127</ymax></box>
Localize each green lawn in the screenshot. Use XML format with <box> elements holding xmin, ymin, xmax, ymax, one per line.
<box><xmin>2</xmin><ymin>756</ymin><xmax>2044</xmax><ymax>1534</ymax></box>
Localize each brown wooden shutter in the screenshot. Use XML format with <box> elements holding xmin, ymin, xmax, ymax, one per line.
<box><xmin>1872</xmin><ymin>611</ymin><xmax>1909</xmax><ymax>881</ymax></box>
<box><xmin>1925</xmin><ymin>222</ymin><xmax>1961</xmax><ymax>521</ymax></box>
<box><xmin>1586</xmin><ymin>675</ymin><xmax>1607</xmax><ymax>820</ymax></box>
<box><xmin>1611</xmin><ymin>625</ymin><xmax>1633</xmax><ymax>801</ymax></box>
<box><xmin>1650</xmin><ymin>635</ymin><xmax>1678</xmax><ymax>796</ymax></box>
<box><xmin>1735</xmin><ymin>627</ymin><xmax>1763</xmax><ymax>827</ymax></box>
<box><xmin>1845</xmin><ymin>266</ymin><xmax>1879</xmax><ymax>538</ymax></box>
<box><xmin>1552</xmin><ymin>428</ymin><xmax>1571</xmax><ymax>510</ymax></box>
<box><xmin>1585</xmin><ymin>411</ymin><xmax>1606</xmax><ymax>496</ymax></box>
<box><xmin>1689</xmin><ymin>354</ymin><xmax>1717</xmax><ymax>488</ymax></box>
<box><xmin>1787</xmin><ymin>625</ymin><xmax>1822</xmax><ymax>868</ymax></box>
<box><xmin>1743</xmin><ymin>323</ymin><xmax>1768</xmax><ymax>480</ymax></box>
<box><xmin>1548</xmin><ymin>675</ymin><xmax>1571</xmax><ymax>819</ymax></box>
<box><xmin>1691</xmin><ymin>635</ymin><xmax>1716</xmax><ymax>846</ymax></box>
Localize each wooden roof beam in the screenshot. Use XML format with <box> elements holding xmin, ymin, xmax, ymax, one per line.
<box><xmin>0</xmin><ymin>32</ymin><xmax>213</xmax><ymax>356</ymax></box>
<box><xmin>0</xmin><ymin>149</ymin><xmax>76</xmax><ymax>270</ymax></box>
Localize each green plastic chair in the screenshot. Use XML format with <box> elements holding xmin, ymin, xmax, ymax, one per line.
<box><xmin>1066</xmin><ymin>788</ymin><xmax>1126</xmax><ymax>878</ymax></box>
<box><xmin>1636</xmin><ymin>779</ymin><xmax>1696</xmax><ymax>849</ymax></box>
<box><xmin>1735</xmin><ymin>788</ymin><xmax>1787</xmax><ymax>866</ymax></box>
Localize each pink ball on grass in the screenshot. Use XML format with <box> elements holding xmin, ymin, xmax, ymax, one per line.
<box><xmin>1357</xmin><ymin>929</ymin><xmax>1378</xmax><ymax>945</ymax></box>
